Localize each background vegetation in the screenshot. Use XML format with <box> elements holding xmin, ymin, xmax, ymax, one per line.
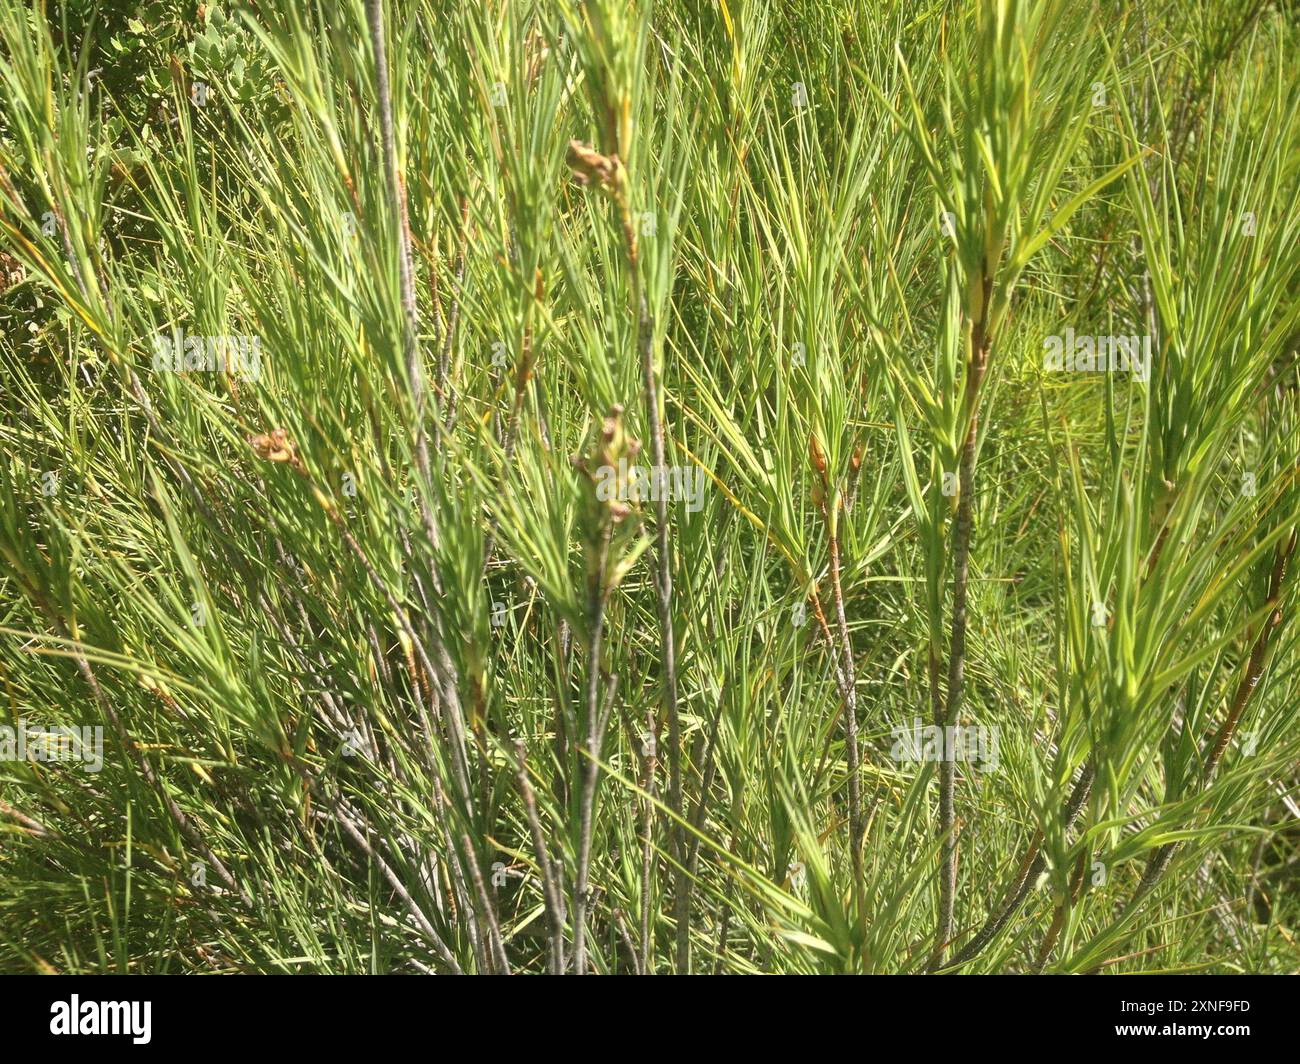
<box><xmin>1</xmin><ymin>0</ymin><xmax>1297</xmax><ymax>973</ymax></box>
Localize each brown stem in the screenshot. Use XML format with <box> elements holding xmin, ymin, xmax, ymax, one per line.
<box><xmin>463</xmin><ymin>831</ymin><xmax>510</xmax><ymax>974</ymax></box>
<box><xmin>1034</xmin><ymin>851</ymin><xmax>1089</xmax><ymax>972</ymax></box>
<box><xmin>828</xmin><ymin>514</ymin><xmax>863</xmax><ymax>882</ymax></box>
<box><xmin>944</xmin><ymin>764</ymin><xmax>1095</xmax><ymax>969</ymax></box>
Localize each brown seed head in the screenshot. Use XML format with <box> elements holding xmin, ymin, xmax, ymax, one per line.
<box><xmin>567</xmin><ymin>140</ymin><xmax>619</xmax><ymax>191</ymax></box>
<box><xmin>249</xmin><ymin>428</ymin><xmax>305</xmax><ymax>473</ymax></box>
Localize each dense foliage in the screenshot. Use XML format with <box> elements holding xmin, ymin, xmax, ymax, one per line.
<box><xmin>1</xmin><ymin>0</ymin><xmax>1297</xmax><ymax>973</ymax></box>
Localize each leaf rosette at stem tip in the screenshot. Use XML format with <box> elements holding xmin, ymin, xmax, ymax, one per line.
<box><xmin>559</xmin><ymin>0</ymin><xmax>637</xmax><ymax>162</ymax></box>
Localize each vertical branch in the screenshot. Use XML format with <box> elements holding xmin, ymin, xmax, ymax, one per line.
<box><xmin>830</xmin><ymin>528</ymin><xmax>862</xmax><ymax>880</ymax></box>
<box><xmin>463</xmin><ymin>832</ymin><xmax>511</xmax><ymax>974</ymax></box>
<box><xmin>640</xmin><ymin>703</ymin><xmax>658</xmax><ymax>974</ymax></box>
<box><xmin>629</xmin><ymin>236</ymin><xmax>688</xmax><ymax>973</ymax></box>
<box><xmin>566</xmin><ymin>131</ymin><xmax>686</xmax><ymax>964</ymax></box>
<box><xmin>513</xmin><ymin>742</ymin><xmax>567</xmax><ymax>974</ymax></box>
<box><xmin>574</xmin><ymin>523</ymin><xmax>613</xmax><ymax>974</ymax></box>
<box><xmin>931</xmin><ymin>274</ymin><xmax>993</xmax><ymax>968</ymax></box>
<box><xmin>365</xmin><ymin>3</ymin><xmax>491</xmax><ymax>939</ymax></box>
<box><xmin>365</xmin><ymin>0</ymin><xmax>456</xmax><ymax>675</ymax></box>
<box><xmin>812</xmin><ymin>430</ymin><xmax>862</xmax><ymax>881</ymax></box>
